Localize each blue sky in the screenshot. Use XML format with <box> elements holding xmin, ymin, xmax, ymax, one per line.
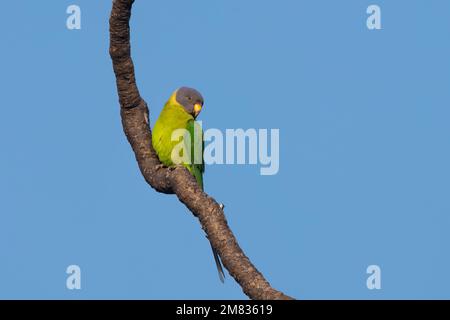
<box><xmin>1</xmin><ymin>1</ymin><xmax>450</xmax><ymax>299</ymax></box>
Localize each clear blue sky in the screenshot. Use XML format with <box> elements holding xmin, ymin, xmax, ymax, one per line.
<box><xmin>1</xmin><ymin>0</ymin><xmax>449</xmax><ymax>299</ymax></box>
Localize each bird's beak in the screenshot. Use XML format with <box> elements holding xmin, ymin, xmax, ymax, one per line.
<box><xmin>194</xmin><ymin>103</ymin><xmax>202</xmax><ymax>117</ymax></box>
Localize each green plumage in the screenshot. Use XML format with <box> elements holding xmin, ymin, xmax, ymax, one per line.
<box><xmin>152</xmin><ymin>101</ymin><xmax>204</xmax><ymax>189</ymax></box>
<box><xmin>152</xmin><ymin>88</ymin><xmax>225</xmax><ymax>283</ymax></box>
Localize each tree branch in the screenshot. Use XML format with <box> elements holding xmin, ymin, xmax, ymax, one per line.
<box><xmin>109</xmin><ymin>0</ymin><xmax>293</xmax><ymax>300</ymax></box>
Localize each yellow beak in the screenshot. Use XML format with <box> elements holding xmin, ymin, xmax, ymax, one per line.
<box><xmin>194</xmin><ymin>103</ymin><xmax>202</xmax><ymax>117</ymax></box>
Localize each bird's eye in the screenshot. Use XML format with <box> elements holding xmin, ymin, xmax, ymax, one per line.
<box><xmin>187</xmin><ymin>96</ymin><xmax>192</xmax><ymax>101</ymax></box>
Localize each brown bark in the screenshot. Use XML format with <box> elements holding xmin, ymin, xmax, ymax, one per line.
<box><xmin>109</xmin><ymin>0</ymin><xmax>293</xmax><ymax>300</ymax></box>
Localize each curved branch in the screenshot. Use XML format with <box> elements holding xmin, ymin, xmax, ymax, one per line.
<box><xmin>109</xmin><ymin>0</ymin><xmax>293</xmax><ymax>300</ymax></box>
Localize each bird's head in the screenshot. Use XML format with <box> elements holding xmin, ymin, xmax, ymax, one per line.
<box><xmin>172</xmin><ymin>87</ymin><xmax>204</xmax><ymax>119</ymax></box>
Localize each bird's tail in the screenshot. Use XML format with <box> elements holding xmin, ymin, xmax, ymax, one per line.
<box><xmin>207</xmin><ymin>237</ymin><xmax>225</xmax><ymax>283</ymax></box>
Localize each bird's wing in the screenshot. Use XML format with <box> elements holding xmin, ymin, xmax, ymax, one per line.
<box><xmin>186</xmin><ymin>119</ymin><xmax>204</xmax><ymax>189</ymax></box>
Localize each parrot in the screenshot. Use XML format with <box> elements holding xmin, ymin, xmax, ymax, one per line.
<box><xmin>152</xmin><ymin>87</ymin><xmax>225</xmax><ymax>283</ymax></box>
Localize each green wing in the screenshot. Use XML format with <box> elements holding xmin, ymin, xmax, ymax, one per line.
<box><xmin>185</xmin><ymin>121</ymin><xmax>225</xmax><ymax>282</ymax></box>
<box><xmin>185</xmin><ymin>119</ymin><xmax>204</xmax><ymax>190</ymax></box>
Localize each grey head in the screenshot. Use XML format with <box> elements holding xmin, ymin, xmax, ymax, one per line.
<box><xmin>175</xmin><ymin>87</ymin><xmax>204</xmax><ymax>118</ymax></box>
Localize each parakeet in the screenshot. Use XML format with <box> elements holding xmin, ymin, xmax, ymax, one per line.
<box><xmin>152</xmin><ymin>87</ymin><xmax>225</xmax><ymax>283</ymax></box>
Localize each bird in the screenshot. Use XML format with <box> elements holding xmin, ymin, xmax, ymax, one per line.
<box><xmin>152</xmin><ymin>87</ymin><xmax>225</xmax><ymax>283</ymax></box>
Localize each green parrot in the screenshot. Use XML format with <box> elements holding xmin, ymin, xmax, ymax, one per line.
<box><xmin>152</xmin><ymin>87</ymin><xmax>225</xmax><ymax>283</ymax></box>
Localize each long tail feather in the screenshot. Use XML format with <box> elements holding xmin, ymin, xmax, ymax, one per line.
<box><xmin>208</xmin><ymin>238</ymin><xmax>225</xmax><ymax>283</ymax></box>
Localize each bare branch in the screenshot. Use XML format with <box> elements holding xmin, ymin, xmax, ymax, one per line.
<box><xmin>109</xmin><ymin>0</ymin><xmax>293</xmax><ymax>300</ymax></box>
